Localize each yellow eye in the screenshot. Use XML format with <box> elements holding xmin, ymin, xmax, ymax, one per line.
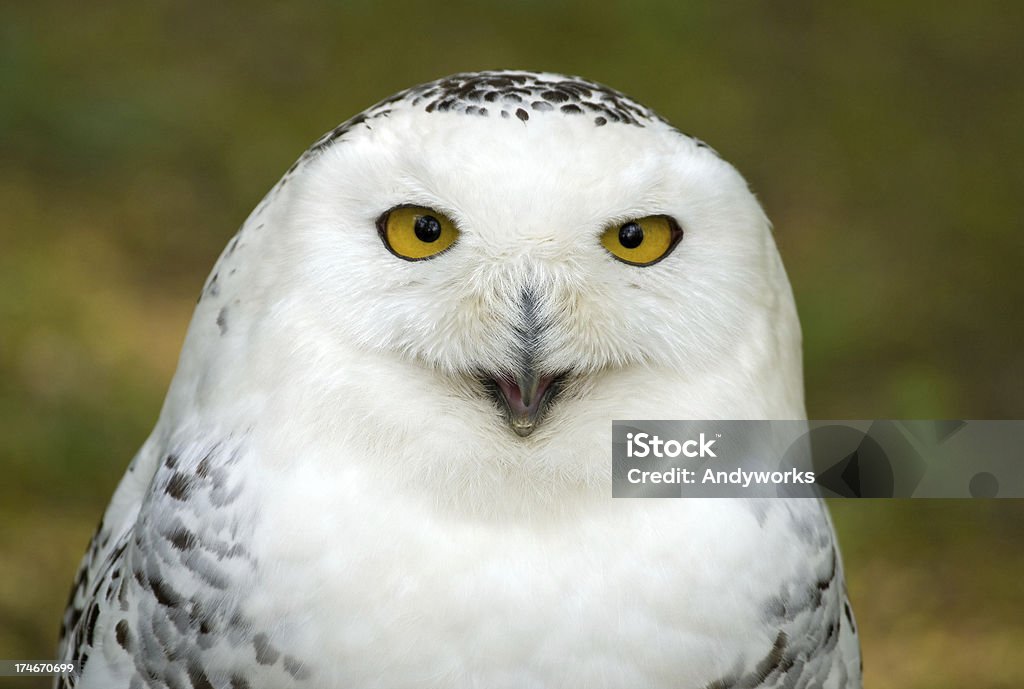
<box><xmin>600</xmin><ymin>215</ymin><xmax>682</xmax><ymax>266</ymax></box>
<box><xmin>377</xmin><ymin>206</ymin><xmax>460</xmax><ymax>260</ymax></box>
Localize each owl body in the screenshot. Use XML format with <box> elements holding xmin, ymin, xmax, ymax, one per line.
<box><xmin>58</xmin><ymin>72</ymin><xmax>860</xmax><ymax>688</ymax></box>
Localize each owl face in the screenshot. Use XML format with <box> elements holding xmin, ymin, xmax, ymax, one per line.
<box><xmin>199</xmin><ymin>73</ymin><xmax>802</xmax><ymax>491</ymax></box>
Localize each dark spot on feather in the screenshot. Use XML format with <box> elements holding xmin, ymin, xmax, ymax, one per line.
<box><xmin>168</xmin><ymin>528</ymin><xmax>196</xmax><ymax>551</ymax></box>
<box><xmin>753</xmin><ymin>631</ymin><xmax>788</xmax><ymax>681</ymax></box>
<box><xmin>254</xmin><ymin>632</ymin><xmax>280</xmax><ymax>665</ymax></box>
<box><xmin>196</xmin><ymin>453</ymin><xmax>213</xmax><ymax>478</ymax></box>
<box><xmin>844</xmin><ymin>600</ymin><xmax>856</xmax><ymax>633</ymax></box>
<box><xmin>283</xmin><ymin>655</ymin><xmax>311</xmax><ymax>680</ymax></box>
<box><xmin>84</xmin><ymin>604</ymin><xmax>99</xmax><ymax>646</ymax></box>
<box><xmin>150</xmin><ymin>576</ymin><xmax>182</xmax><ymax>609</ymax></box>
<box><xmin>187</xmin><ymin>662</ymin><xmax>215</xmax><ymax>689</ymax></box>
<box><xmin>67</xmin><ymin>606</ymin><xmax>83</xmax><ymax>637</ymax></box>
<box><xmin>165</xmin><ymin>473</ymin><xmax>192</xmax><ymax>501</ymax></box>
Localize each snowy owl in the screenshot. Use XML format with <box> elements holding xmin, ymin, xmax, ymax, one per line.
<box><xmin>57</xmin><ymin>71</ymin><xmax>862</xmax><ymax>689</ymax></box>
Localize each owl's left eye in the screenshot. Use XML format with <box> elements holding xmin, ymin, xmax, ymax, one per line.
<box><xmin>377</xmin><ymin>205</ymin><xmax>460</xmax><ymax>261</ymax></box>
<box><xmin>600</xmin><ymin>215</ymin><xmax>682</xmax><ymax>266</ymax></box>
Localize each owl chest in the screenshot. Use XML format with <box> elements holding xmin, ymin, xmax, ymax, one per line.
<box><xmin>243</xmin><ymin>484</ymin><xmax>769</xmax><ymax>687</ymax></box>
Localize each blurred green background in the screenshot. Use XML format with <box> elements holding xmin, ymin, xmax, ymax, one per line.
<box><xmin>2</xmin><ymin>1</ymin><xmax>1022</xmax><ymax>687</ymax></box>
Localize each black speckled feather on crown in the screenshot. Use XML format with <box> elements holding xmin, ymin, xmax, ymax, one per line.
<box><xmin>272</xmin><ymin>71</ymin><xmax>709</xmax><ymax>198</ymax></box>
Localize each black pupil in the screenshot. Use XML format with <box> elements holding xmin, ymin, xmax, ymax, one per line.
<box><xmin>618</xmin><ymin>222</ymin><xmax>644</xmax><ymax>249</ymax></box>
<box><xmin>414</xmin><ymin>215</ymin><xmax>442</xmax><ymax>243</ymax></box>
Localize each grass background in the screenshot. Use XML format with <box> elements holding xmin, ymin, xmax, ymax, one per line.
<box><xmin>2</xmin><ymin>1</ymin><xmax>1022</xmax><ymax>687</ymax></box>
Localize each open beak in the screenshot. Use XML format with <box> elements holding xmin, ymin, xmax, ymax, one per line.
<box><xmin>490</xmin><ymin>370</ymin><xmax>561</xmax><ymax>437</ymax></box>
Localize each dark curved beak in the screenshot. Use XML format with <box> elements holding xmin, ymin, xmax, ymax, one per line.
<box><xmin>490</xmin><ymin>369</ymin><xmax>560</xmax><ymax>436</ymax></box>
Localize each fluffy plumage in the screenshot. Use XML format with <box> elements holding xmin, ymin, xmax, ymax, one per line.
<box><xmin>57</xmin><ymin>71</ymin><xmax>861</xmax><ymax>688</ymax></box>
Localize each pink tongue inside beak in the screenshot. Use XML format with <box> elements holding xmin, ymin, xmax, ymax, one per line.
<box><xmin>494</xmin><ymin>373</ymin><xmax>555</xmax><ymax>435</ymax></box>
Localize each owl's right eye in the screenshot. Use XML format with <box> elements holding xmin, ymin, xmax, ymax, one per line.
<box><xmin>377</xmin><ymin>206</ymin><xmax>460</xmax><ymax>261</ymax></box>
<box><xmin>600</xmin><ymin>215</ymin><xmax>683</xmax><ymax>266</ymax></box>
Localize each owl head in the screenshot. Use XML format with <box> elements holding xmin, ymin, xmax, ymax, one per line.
<box><xmin>162</xmin><ymin>72</ymin><xmax>803</xmax><ymax>505</ymax></box>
